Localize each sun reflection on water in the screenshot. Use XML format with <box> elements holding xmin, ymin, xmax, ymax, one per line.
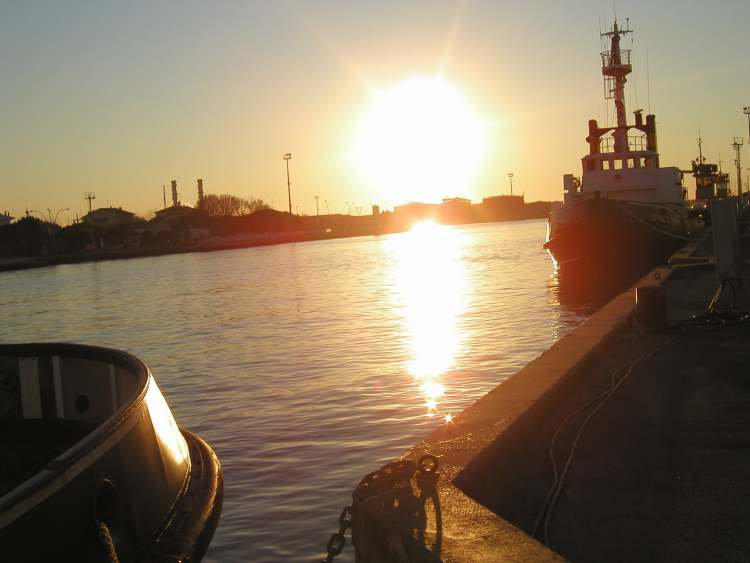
<box><xmin>388</xmin><ymin>221</ymin><xmax>467</xmax><ymax>422</ymax></box>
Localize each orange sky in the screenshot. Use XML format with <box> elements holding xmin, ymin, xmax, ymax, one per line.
<box><xmin>2</xmin><ymin>1</ymin><xmax>749</xmax><ymax>222</ymax></box>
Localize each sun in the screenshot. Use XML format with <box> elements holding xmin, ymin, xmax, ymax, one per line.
<box><xmin>351</xmin><ymin>77</ymin><xmax>487</xmax><ymax>205</ymax></box>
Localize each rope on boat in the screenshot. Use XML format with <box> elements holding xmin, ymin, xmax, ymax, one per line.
<box><xmin>96</xmin><ymin>520</ymin><xmax>120</xmax><ymax>563</ymax></box>
<box><xmin>615</xmin><ymin>200</ymin><xmax>691</xmax><ymax>241</ymax></box>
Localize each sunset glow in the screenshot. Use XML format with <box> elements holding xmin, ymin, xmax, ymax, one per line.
<box><xmin>351</xmin><ymin>78</ymin><xmax>487</xmax><ymax>205</ymax></box>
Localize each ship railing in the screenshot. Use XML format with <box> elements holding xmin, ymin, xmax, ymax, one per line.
<box><xmin>599</xmin><ymin>135</ymin><xmax>648</xmax><ymax>153</ymax></box>
<box><xmin>601</xmin><ymin>49</ymin><xmax>632</xmax><ymax>67</ymax></box>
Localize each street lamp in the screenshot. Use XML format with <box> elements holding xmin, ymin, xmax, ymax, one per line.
<box><xmin>29</xmin><ymin>207</ymin><xmax>68</xmax><ymax>239</ymax></box>
<box><xmin>48</xmin><ymin>207</ymin><xmax>69</xmax><ymax>226</ymax></box>
<box><xmin>732</xmin><ymin>137</ymin><xmax>743</xmax><ymax>196</ymax></box>
<box><xmin>507</xmin><ymin>172</ymin><xmax>514</xmax><ymax>196</ymax></box>
<box><xmin>283</xmin><ymin>153</ymin><xmax>292</xmax><ymax>214</ymax></box>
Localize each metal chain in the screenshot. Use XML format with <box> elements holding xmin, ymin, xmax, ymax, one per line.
<box><xmin>319</xmin><ymin>454</ymin><xmax>439</xmax><ymax>562</ymax></box>
<box><xmin>320</xmin><ymin>506</ymin><xmax>354</xmax><ymax>563</ymax></box>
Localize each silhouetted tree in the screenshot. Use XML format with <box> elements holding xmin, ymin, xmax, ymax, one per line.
<box><xmin>201</xmin><ymin>193</ymin><xmax>269</xmax><ymax>217</ymax></box>
<box><xmin>0</xmin><ymin>217</ymin><xmax>51</xmax><ymax>256</ymax></box>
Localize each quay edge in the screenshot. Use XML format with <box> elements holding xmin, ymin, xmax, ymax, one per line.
<box><xmin>352</xmin><ymin>236</ymin><xmax>716</xmax><ymax>562</ymax></box>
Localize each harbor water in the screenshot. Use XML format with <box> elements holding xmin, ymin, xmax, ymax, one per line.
<box><xmin>0</xmin><ymin>219</ymin><xmax>589</xmax><ymax>562</ymax></box>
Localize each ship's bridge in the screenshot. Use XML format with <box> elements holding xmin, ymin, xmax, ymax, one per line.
<box><xmin>579</xmin><ymin>158</ymin><xmax>684</xmax><ymax>204</ymax></box>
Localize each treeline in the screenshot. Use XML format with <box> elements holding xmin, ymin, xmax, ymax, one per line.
<box><xmin>0</xmin><ymin>193</ymin><xmax>275</xmax><ymax>258</ymax></box>
<box><xmin>200</xmin><ymin>194</ymin><xmax>269</xmax><ymax>217</ymax></box>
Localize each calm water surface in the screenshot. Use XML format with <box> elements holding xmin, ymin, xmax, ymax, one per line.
<box><xmin>0</xmin><ymin>219</ymin><xmax>588</xmax><ymax>562</ymax></box>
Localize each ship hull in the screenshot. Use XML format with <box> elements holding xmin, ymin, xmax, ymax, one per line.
<box><xmin>544</xmin><ymin>198</ymin><xmax>688</xmax><ymax>281</ymax></box>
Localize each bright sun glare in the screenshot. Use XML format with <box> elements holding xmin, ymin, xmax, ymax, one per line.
<box><xmin>352</xmin><ymin>78</ymin><xmax>487</xmax><ymax>205</ymax></box>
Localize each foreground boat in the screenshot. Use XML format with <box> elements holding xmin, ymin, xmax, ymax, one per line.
<box><xmin>0</xmin><ymin>343</ymin><xmax>222</xmax><ymax>562</ymax></box>
<box><xmin>544</xmin><ymin>19</ymin><xmax>690</xmax><ymax>279</ymax></box>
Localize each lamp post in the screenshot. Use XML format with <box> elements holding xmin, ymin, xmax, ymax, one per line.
<box><xmin>283</xmin><ymin>153</ymin><xmax>292</xmax><ymax>214</ymax></box>
<box><xmin>29</xmin><ymin>207</ymin><xmax>68</xmax><ymax>239</ymax></box>
<box><xmin>48</xmin><ymin>207</ymin><xmax>69</xmax><ymax>226</ymax></box>
<box><xmin>507</xmin><ymin>172</ymin><xmax>514</xmax><ymax>196</ymax></box>
<box><xmin>732</xmin><ymin>137</ymin><xmax>743</xmax><ymax>196</ymax></box>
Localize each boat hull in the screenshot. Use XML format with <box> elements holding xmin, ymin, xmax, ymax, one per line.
<box><xmin>0</xmin><ymin>343</ymin><xmax>223</xmax><ymax>562</ymax></box>
<box><xmin>544</xmin><ymin>198</ymin><xmax>688</xmax><ymax>281</ymax></box>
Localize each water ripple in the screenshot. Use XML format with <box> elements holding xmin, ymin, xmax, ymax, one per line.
<box><xmin>0</xmin><ymin>219</ymin><xmax>586</xmax><ymax>562</ymax></box>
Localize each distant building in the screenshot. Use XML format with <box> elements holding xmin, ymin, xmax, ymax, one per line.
<box><xmin>82</xmin><ymin>207</ymin><xmax>139</xmax><ymax>229</ymax></box>
<box><xmin>439</xmin><ymin>197</ymin><xmax>473</xmax><ymax>223</ymax></box>
<box><xmin>0</xmin><ymin>211</ymin><xmax>14</xmax><ymax>227</ymax></box>
<box><xmin>441</xmin><ymin>197</ymin><xmax>472</xmax><ymax>208</ymax></box>
<box><xmin>148</xmin><ymin>205</ymin><xmax>199</xmax><ymax>234</ymax></box>
<box><xmin>482</xmin><ymin>194</ymin><xmax>525</xmax><ymax>219</ymax></box>
<box><xmin>393</xmin><ymin>202</ymin><xmax>438</xmax><ymax>221</ymax></box>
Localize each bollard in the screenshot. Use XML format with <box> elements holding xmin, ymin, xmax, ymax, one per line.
<box><xmin>636</xmin><ymin>286</ymin><xmax>667</xmax><ymax>329</ymax></box>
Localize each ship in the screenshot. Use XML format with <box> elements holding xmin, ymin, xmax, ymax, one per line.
<box><xmin>0</xmin><ymin>343</ymin><xmax>223</xmax><ymax>562</ymax></box>
<box><xmin>544</xmin><ymin>19</ymin><xmax>691</xmax><ymax>279</ymax></box>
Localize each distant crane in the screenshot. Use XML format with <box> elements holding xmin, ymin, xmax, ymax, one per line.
<box><xmin>84</xmin><ymin>192</ymin><xmax>96</xmax><ymax>214</ymax></box>
<box><xmin>507</xmin><ymin>172</ymin><xmax>514</xmax><ymax>196</ymax></box>
<box><xmin>314</xmin><ymin>195</ymin><xmax>320</xmax><ymax>216</ymax></box>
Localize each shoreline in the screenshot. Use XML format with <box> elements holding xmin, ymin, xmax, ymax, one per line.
<box><xmin>0</xmin><ymin>217</ymin><xmax>545</xmax><ymax>274</ymax></box>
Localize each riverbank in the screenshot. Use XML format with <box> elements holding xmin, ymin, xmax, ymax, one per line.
<box><xmin>354</xmin><ymin>235</ymin><xmax>750</xmax><ymax>562</ymax></box>
<box><xmin>0</xmin><ymin>229</ymin><xmax>341</xmax><ymax>273</ymax></box>
<box><xmin>0</xmin><ymin>214</ymin><xmax>550</xmax><ymax>274</ymax></box>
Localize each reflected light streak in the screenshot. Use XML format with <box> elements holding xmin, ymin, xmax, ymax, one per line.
<box><xmin>388</xmin><ymin>221</ymin><xmax>468</xmax><ymax>421</ymax></box>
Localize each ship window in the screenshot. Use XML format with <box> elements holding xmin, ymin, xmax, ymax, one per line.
<box><xmin>614</xmin><ymin>160</ymin><xmax>623</xmax><ymax>170</ymax></box>
<box><xmin>602</xmin><ymin>160</ymin><xmax>610</xmax><ymax>170</ymax></box>
<box><xmin>639</xmin><ymin>157</ymin><xmax>646</xmax><ymax>168</ymax></box>
<box><xmin>627</xmin><ymin>158</ymin><xmax>635</xmax><ymax>169</ymax></box>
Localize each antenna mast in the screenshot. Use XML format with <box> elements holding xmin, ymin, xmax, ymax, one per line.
<box><xmin>600</xmin><ymin>19</ymin><xmax>633</xmax><ymax>153</ymax></box>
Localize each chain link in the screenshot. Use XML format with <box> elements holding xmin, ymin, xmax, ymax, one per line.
<box><xmin>319</xmin><ymin>454</ymin><xmax>439</xmax><ymax>562</ymax></box>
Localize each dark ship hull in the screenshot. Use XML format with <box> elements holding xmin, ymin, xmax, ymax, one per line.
<box><xmin>544</xmin><ymin>198</ymin><xmax>688</xmax><ymax>281</ymax></box>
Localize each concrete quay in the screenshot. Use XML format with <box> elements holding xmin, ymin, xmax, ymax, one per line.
<box><xmin>353</xmin><ymin>236</ymin><xmax>750</xmax><ymax>562</ymax></box>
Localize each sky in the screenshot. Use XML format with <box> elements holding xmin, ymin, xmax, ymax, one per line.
<box><xmin>1</xmin><ymin>0</ymin><xmax>749</xmax><ymax>222</ymax></box>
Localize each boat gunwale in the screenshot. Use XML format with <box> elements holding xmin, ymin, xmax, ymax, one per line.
<box><xmin>0</xmin><ymin>342</ymin><xmax>152</xmax><ymax>516</ymax></box>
